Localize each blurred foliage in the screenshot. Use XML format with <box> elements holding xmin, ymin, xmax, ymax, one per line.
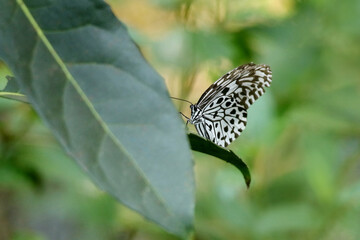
<box><xmin>1</xmin><ymin>0</ymin><xmax>360</xmax><ymax>239</ymax></box>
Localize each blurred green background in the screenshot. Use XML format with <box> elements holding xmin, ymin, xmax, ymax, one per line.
<box><xmin>1</xmin><ymin>0</ymin><xmax>360</xmax><ymax>239</ymax></box>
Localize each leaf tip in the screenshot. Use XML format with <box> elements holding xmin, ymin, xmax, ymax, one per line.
<box><xmin>246</xmin><ymin>178</ymin><xmax>251</xmax><ymax>188</ymax></box>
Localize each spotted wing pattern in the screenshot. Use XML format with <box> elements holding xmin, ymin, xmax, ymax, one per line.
<box><xmin>191</xmin><ymin>63</ymin><xmax>272</xmax><ymax>147</ymax></box>
<box><xmin>197</xmin><ymin>62</ymin><xmax>272</xmax><ymax>110</ymax></box>
<box><xmin>194</xmin><ymin>95</ymin><xmax>248</xmax><ymax>147</ymax></box>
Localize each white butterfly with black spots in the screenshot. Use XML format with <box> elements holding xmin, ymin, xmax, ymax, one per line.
<box><xmin>188</xmin><ymin>62</ymin><xmax>272</xmax><ymax>147</ymax></box>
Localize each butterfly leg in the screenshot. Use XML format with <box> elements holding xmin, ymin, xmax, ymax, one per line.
<box><xmin>179</xmin><ymin>112</ymin><xmax>190</xmax><ymax>120</ymax></box>
<box><xmin>177</xmin><ymin>112</ymin><xmax>191</xmax><ymax>129</ymax></box>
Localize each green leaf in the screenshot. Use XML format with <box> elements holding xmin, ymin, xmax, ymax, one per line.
<box><xmin>3</xmin><ymin>75</ymin><xmax>20</xmax><ymax>92</ymax></box>
<box><xmin>0</xmin><ymin>0</ymin><xmax>194</xmax><ymax>236</ymax></box>
<box><xmin>0</xmin><ymin>91</ymin><xmax>28</xmax><ymax>103</ymax></box>
<box><xmin>0</xmin><ymin>76</ymin><xmax>29</xmax><ymax>103</ymax></box>
<box><xmin>188</xmin><ymin>133</ymin><xmax>251</xmax><ymax>188</ymax></box>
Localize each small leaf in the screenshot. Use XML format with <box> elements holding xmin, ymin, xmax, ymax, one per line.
<box><xmin>188</xmin><ymin>133</ymin><xmax>251</xmax><ymax>188</ymax></box>
<box><xmin>0</xmin><ymin>92</ymin><xmax>28</xmax><ymax>103</ymax></box>
<box><xmin>0</xmin><ymin>76</ymin><xmax>29</xmax><ymax>103</ymax></box>
<box><xmin>4</xmin><ymin>76</ymin><xmax>20</xmax><ymax>92</ymax></box>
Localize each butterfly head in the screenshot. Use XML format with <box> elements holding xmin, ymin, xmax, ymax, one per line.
<box><xmin>189</xmin><ymin>104</ymin><xmax>203</xmax><ymax>124</ymax></box>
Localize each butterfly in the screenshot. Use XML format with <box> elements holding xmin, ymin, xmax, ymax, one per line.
<box><xmin>186</xmin><ymin>62</ymin><xmax>272</xmax><ymax>147</ymax></box>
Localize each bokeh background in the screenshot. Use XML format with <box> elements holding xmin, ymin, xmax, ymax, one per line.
<box><xmin>1</xmin><ymin>0</ymin><xmax>360</xmax><ymax>239</ymax></box>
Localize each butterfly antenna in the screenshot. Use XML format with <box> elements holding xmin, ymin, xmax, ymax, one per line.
<box><xmin>170</xmin><ymin>96</ymin><xmax>193</xmax><ymax>105</ymax></box>
<box><xmin>179</xmin><ymin>111</ymin><xmax>189</xmax><ymax>120</ymax></box>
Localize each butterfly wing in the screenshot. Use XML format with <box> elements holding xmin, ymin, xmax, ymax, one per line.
<box><xmin>193</xmin><ymin>63</ymin><xmax>272</xmax><ymax>147</ymax></box>
<box><xmin>196</xmin><ymin>62</ymin><xmax>272</xmax><ymax>110</ymax></box>
<box><xmin>194</xmin><ymin>95</ymin><xmax>247</xmax><ymax>147</ymax></box>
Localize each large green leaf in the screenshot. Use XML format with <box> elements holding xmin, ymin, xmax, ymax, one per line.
<box><xmin>0</xmin><ymin>0</ymin><xmax>194</xmax><ymax>236</ymax></box>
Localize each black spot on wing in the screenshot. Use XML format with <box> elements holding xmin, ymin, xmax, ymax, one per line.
<box><xmin>221</xmin><ymin>87</ymin><xmax>230</xmax><ymax>95</ymax></box>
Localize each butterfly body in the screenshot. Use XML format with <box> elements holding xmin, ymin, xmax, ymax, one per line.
<box><xmin>189</xmin><ymin>62</ymin><xmax>272</xmax><ymax>147</ymax></box>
